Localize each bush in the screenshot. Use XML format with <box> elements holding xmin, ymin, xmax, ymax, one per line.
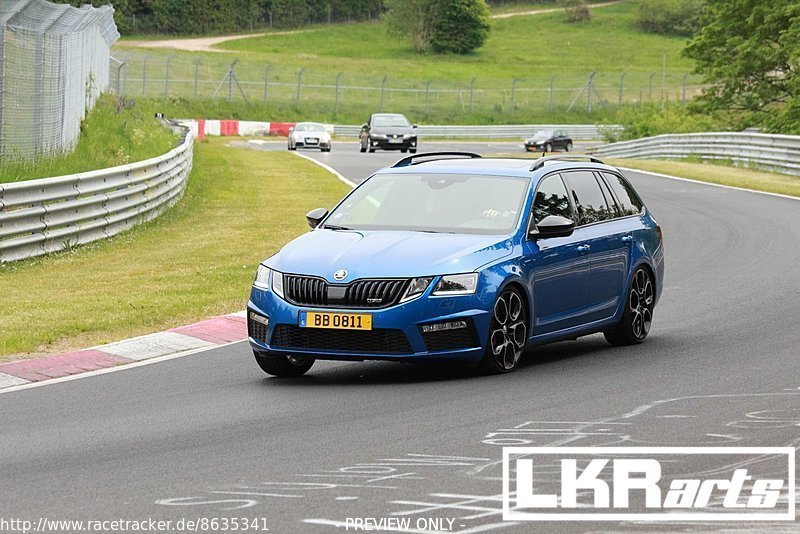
<box><xmin>603</xmin><ymin>103</ymin><xmax>728</xmax><ymax>142</ymax></box>
<box><xmin>636</xmin><ymin>0</ymin><xmax>703</xmax><ymax>37</ymax></box>
<box><xmin>430</xmin><ymin>0</ymin><xmax>491</xmax><ymax>54</ymax></box>
<box><xmin>560</xmin><ymin>0</ymin><xmax>591</xmax><ymax>23</ymax></box>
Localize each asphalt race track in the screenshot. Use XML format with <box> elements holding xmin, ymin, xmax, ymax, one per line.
<box><xmin>2</xmin><ymin>141</ymin><xmax>799</xmax><ymax>533</ymax></box>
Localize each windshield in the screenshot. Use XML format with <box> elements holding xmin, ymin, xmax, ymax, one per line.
<box><xmin>372</xmin><ymin>115</ymin><xmax>411</xmax><ymax>128</ymax></box>
<box><xmin>324</xmin><ymin>173</ymin><xmax>529</xmax><ymax>235</ymax></box>
<box><xmin>295</xmin><ymin>123</ymin><xmax>325</xmax><ymax>132</ymax></box>
<box><xmin>533</xmin><ymin>130</ymin><xmax>554</xmax><ymax>138</ymax></box>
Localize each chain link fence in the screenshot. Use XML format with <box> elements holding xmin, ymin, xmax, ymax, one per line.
<box><xmin>0</xmin><ymin>0</ymin><xmax>119</xmax><ymax>160</ymax></box>
<box><xmin>110</xmin><ymin>51</ymin><xmax>705</xmax><ymax>120</ymax></box>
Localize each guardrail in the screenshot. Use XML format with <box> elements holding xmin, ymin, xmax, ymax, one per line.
<box><xmin>587</xmin><ymin>132</ymin><xmax>800</xmax><ymax>176</ymax></box>
<box><xmin>0</xmin><ymin>126</ymin><xmax>194</xmax><ymax>262</ymax></box>
<box><xmin>333</xmin><ymin>124</ymin><xmax>619</xmax><ymax>140</ymax></box>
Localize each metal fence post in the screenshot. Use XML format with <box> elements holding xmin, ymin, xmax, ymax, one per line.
<box><xmin>164</xmin><ymin>55</ymin><xmax>172</xmax><ymax>97</ymax></box>
<box><xmin>193</xmin><ymin>59</ymin><xmax>201</xmax><ymax>98</ymax></box>
<box><xmin>648</xmin><ymin>72</ymin><xmax>656</xmax><ymax>101</ymax></box>
<box><xmin>334</xmin><ymin>71</ymin><xmax>343</xmax><ymax>114</ymax></box>
<box><xmin>469</xmin><ymin>78</ymin><xmax>476</xmax><ymax>114</ymax></box>
<box><xmin>142</xmin><ymin>55</ymin><xmax>148</xmax><ymax>96</ymax></box>
<box><xmin>549</xmin><ymin>75</ymin><xmax>556</xmax><ymax>111</ymax></box>
<box><xmin>424</xmin><ymin>80</ymin><xmax>431</xmax><ymax>119</ymax></box>
<box><xmin>379</xmin><ymin>76</ymin><xmax>387</xmax><ymax>112</ymax></box>
<box><xmin>295</xmin><ymin>68</ymin><xmax>305</xmax><ymax>108</ymax></box>
<box><xmin>263</xmin><ymin>64</ymin><xmax>272</xmax><ymax>103</ymax></box>
<box><xmin>618</xmin><ymin>72</ymin><xmax>627</xmax><ymax>106</ymax></box>
<box><xmin>682</xmin><ymin>72</ymin><xmax>689</xmax><ymax>103</ymax></box>
<box><xmin>510</xmin><ymin>78</ymin><xmax>521</xmax><ymax>117</ymax></box>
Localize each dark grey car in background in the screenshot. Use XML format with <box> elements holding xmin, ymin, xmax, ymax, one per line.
<box><xmin>524</xmin><ymin>129</ymin><xmax>573</xmax><ymax>152</ymax></box>
<box><xmin>360</xmin><ymin>113</ymin><xmax>418</xmax><ymax>153</ymax></box>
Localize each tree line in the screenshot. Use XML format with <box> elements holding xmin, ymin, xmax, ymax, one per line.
<box><xmin>53</xmin><ymin>0</ymin><xmax>386</xmax><ymax>34</ymax></box>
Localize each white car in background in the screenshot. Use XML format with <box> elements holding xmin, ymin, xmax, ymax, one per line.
<box><xmin>288</xmin><ymin>122</ymin><xmax>332</xmax><ymax>152</ymax></box>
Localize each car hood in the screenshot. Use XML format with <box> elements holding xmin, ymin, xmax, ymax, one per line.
<box><xmin>370</xmin><ymin>126</ymin><xmax>415</xmax><ymax>136</ymax></box>
<box><xmin>293</xmin><ymin>130</ymin><xmax>327</xmax><ymax>138</ymax></box>
<box><xmin>267</xmin><ymin>230</ymin><xmax>513</xmax><ymax>281</ymax></box>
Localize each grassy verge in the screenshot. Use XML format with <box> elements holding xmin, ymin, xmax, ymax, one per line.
<box><xmin>607</xmin><ymin>159</ymin><xmax>800</xmax><ymax>198</ymax></box>
<box><xmin>484</xmin><ymin>151</ymin><xmax>800</xmax><ymax>198</ymax></box>
<box><xmin>0</xmin><ymin>138</ymin><xmax>349</xmax><ymax>360</ymax></box>
<box><xmin>0</xmin><ymin>95</ymin><xmax>178</xmax><ymax>183</ymax></box>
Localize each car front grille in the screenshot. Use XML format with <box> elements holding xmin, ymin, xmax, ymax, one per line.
<box><xmin>283</xmin><ymin>275</ymin><xmax>409</xmax><ymax>309</ymax></box>
<box><xmin>270</xmin><ymin>325</ymin><xmax>412</xmax><ymax>354</ymax></box>
<box><xmin>420</xmin><ymin>320</ymin><xmax>479</xmax><ymax>352</ymax></box>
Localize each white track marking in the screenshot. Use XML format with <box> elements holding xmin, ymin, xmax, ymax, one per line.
<box><xmin>100</xmin><ymin>331</ymin><xmax>214</xmax><ymax>361</ymax></box>
<box><xmin>0</xmin><ymin>373</ymin><xmax>29</xmax><ymax>388</ymax></box>
<box><xmin>292</xmin><ymin>151</ymin><xmax>356</xmax><ymax>188</ymax></box>
<box><xmin>0</xmin><ymin>339</ymin><xmax>247</xmax><ymax>395</ymax></box>
<box><xmin>620</xmin><ymin>167</ymin><xmax>800</xmax><ymax>202</ymax></box>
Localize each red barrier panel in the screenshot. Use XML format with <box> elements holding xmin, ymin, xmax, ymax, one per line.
<box><xmin>196</xmin><ymin>119</ymin><xmax>205</xmax><ymax>141</ymax></box>
<box><xmin>269</xmin><ymin>122</ymin><xmax>296</xmax><ymax>137</ymax></box>
<box><xmin>220</xmin><ymin>120</ymin><xmax>239</xmax><ymax>136</ymax></box>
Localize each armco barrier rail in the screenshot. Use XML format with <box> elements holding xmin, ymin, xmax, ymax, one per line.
<box><xmin>588</xmin><ymin>132</ymin><xmax>800</xmax><ymax>176</ymax></box>
<box><xmin>0</xmin><ymin>128</ymin><xmax>193</xmax><ymax>263</ymax></box>
<box><xmin>333</xmin><ymin>124</ymin><xmax>618</xmax><ymax>140</ymax></box>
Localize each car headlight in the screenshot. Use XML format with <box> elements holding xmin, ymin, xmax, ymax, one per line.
<box><xmin>372</xmin><ymin>133</ymin><xmax>387</xmax><ymax>139</ymax></box>
<box><xmin>400</xmin><ymin>277</ymin><xmax>433</xmax><ymax>303</ymax></box>
<box><xmin>432</xmin><ymin>273</ymin><xmax>478</xmax><ymax>296</ymax></box>
<box><xmin>254</xmin><ymin>264</ymin><xmax>271</xmax><ymax>289</ymax></box>
<box><xmin>272</xmin><ymin>270</ymin><xmax>285</xmax><ymax>298</ymax></box>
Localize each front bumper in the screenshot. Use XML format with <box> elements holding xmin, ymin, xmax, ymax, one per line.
<box><xmin>369</xmin><ymin>137</ymin><xmax>417</xmax><ymax>151</ymax></box>
<box><xmin>247</xmin><ymin>283</ymin><xmax>490</xmax><ymax>363</ymax></box>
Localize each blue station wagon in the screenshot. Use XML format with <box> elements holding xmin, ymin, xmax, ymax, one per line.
<box><xmin>248</xmin><ymin>153</ymin><xmax>665</xmax><ymax>376</ymax></box>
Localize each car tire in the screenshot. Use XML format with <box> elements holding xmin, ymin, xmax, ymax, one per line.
<box><xmin>322</xmin><ymin>147</ymin><xmax>331</xmax><ymax>152</ymax></box>
<box><xmin>604</xmin><ymin>267</ymin><xmax>655</xmax><ymax>346</ymax></box>
<box><xmin>565</xmin><ymin>142</ymin><xmax>573</xmax><ymax>152</ymax></box>
<box><xmin>288</xmin><ymin>144</ymin><xmax>296</xmax><ymax>151</ymax></box>
<box><xmin>368</xmin><ymin>148</ymin><xmax>376</xmax><ymax>153</ymax></box>
<box><xmin>360</xmin><ymin>144</ymin><xmax>366</xmax><ymax>153</ymax></box>
<box><xmin>545</xmin><ymin>143</ymin><xmax>552</xmax><ymax>153</ymax></box>
<box><xmin>254</xmin><ymin>350</ymin><xmax>314</xmax><ymax>377</ymax></box>
<box><xmin>410</xmin><ymin>148</ymin><xmax>417</xmax><ymax>154</ymax></box>
<box><xmin>401</xmin><ymin>148</ymin><xmax>408</xmax><ymax>153</ymax></box>
<box><xmin>477</xmin><ymin>286</ymin><xmax>528</xmax><ymax>374</ymax></box>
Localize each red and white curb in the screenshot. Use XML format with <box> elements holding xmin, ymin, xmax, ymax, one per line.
<box><xmin>176</xmin><ymin>119</ymin><xmax>330</xmax><ymax>141</ymax></box>
<box><xmin>0</xmin><ymin>311</ymin><xmax>248</xmax><ymax>390</ymax></box>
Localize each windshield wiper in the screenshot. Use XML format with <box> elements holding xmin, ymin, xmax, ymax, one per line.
<box><xmin>323</xmin><ymin>224</ymin><xmax>353</xmax><ymax>231</ymax></box>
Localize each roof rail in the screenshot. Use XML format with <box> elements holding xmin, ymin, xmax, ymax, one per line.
<box><xmin>529</xmin><ymin>155</ymin><xmax>605</xmax><ymax>171</ymax></box>
<box><xmin>391</xmin><ymin>151</ymin><xmax>482</xmax><ymax>168</ymax></box>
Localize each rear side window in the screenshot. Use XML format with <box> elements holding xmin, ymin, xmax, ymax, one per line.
<box><xmin>563</xmin><ymin>171</ymin><xmax>612</xmax><ymax>225</ymax></box>
<box><xmin>532</xmin><ymin>174</ymin><xmax>574</xmax><ymax>226</ymax></box>
<box><xmin>602</xmin><ymin>172</ymin><xmax>644</xmax><ymax>216</ymax></box>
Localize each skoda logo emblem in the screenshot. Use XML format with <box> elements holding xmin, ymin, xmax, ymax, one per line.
<box><xmin>333</xmin><ymin>269</ymin><xmax>348</xmax><ymax>281</ymax></box>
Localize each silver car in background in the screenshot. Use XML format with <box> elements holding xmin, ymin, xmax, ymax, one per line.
<box><xmin>288</xmin><ymin>122</ymin><xmax>332</xmax><ymax>152</ymax></box>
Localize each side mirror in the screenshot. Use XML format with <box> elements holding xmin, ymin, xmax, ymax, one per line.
<box><xmin>306</xmin><ymin>207</ymin><xmax>328</xmax><ymax>229</ymax></box>
<box><xmin>412</xmin><ymin>124</ymin><xmax>418</xmax><ymax>128</ymax></box>
<box><xmin>530</xmin><ymin>215</ymin><xmax>575</xmax><ymax>239</ymax></box>
<box><xmin>362</xmin><ymin>123</ymin><xmax>369</xmax><ymax>130</ymax></box>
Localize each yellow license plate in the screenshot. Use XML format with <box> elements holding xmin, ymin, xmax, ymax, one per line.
<box><xmin>300</xmin><ymin>311</ymin><xmax>372</xmax><ymax>331</ymax></box>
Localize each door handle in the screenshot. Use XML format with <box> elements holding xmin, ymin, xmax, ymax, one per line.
<box><xmin>577</xmin><ymin>244</ymin><xmax>591</xmax><ymax>253</ymax></box>
<box><xmin>621</xmin><ymin>235</ymin><xmax>633</xmax><ymax>243</ymax></box>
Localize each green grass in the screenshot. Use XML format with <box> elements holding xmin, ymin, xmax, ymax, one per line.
<box><xmin>0</xmin><ymin>138</ymin><xmax>349</xmax><ymax>359</ymax></box>
<box><xmin>606</xmin><ymin>159</ymin><xmax>800</xmax><ymax>198</ymax></box>
<box><xmin>0</xmin><ymin>95</ymin><xmax>179</xmax><ymax>183</ymax></box>
<box><xmin>112</xmin><ymin>2</ymin><xmax>698</xmax><ymax>124</ymax></box>
<box><xmin>212</xmin><ymin>2</ymin><xmax>692</xmax><ymax>82</ymax></box>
